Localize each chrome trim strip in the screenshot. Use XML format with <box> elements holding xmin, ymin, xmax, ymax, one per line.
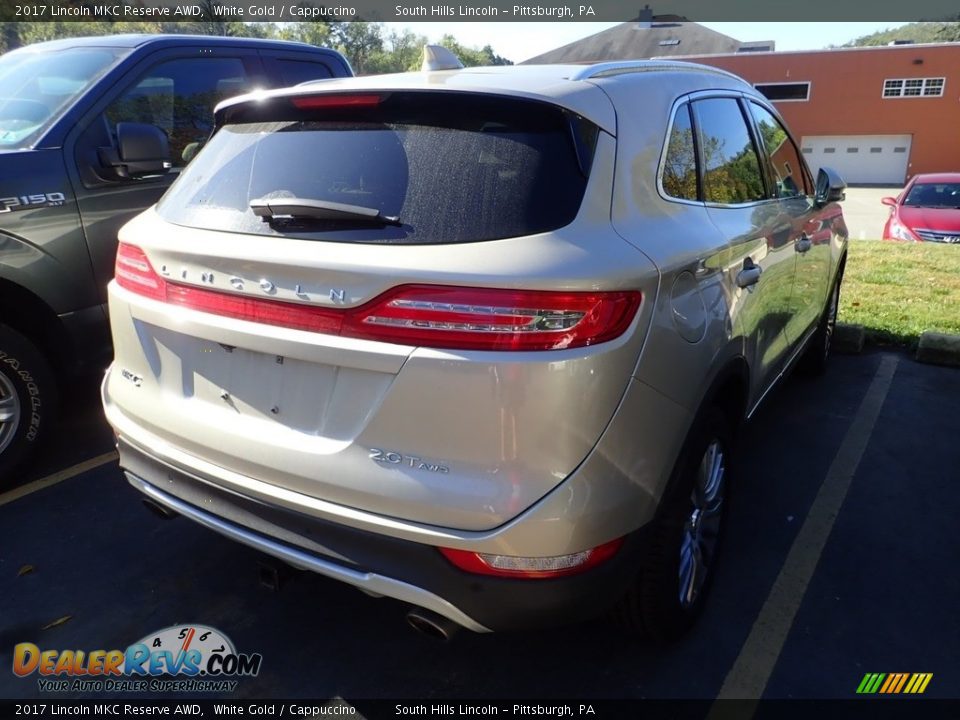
<box><xmin>126</xmin><ymin>472</ymin><xmax>491</xmax><ymax>633</ymax></box>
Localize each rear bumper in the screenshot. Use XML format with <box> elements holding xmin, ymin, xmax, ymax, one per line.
<box><xmin>117</xmin><ymin>435</ymin><xmax>650</xmax><ymax>633</ymax></box>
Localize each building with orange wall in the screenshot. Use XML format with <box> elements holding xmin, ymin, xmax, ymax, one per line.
<box><xmin>686</xmin><ymin>43</ymin><xmax>960</xmax><ymax>185</ymax></box>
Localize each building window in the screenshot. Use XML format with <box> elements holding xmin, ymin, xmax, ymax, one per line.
<box><xmin>883</xmin><ymin>77</ymin><xmax>945</xmax><ymax>98</ymax></box>
<box><xmin>847</xmin><ymin>147</ymin><xmax>859</xmax><ymax>153</ymax></box>
<box><xmin>870</xmin><ymin>147</ymin><xmax>882</xmax><ymax>153</ymax></box>
<box><xmin>754</xmin><ymin>82</ymin><xmax>810</xmax><ymax>102</ymax></box>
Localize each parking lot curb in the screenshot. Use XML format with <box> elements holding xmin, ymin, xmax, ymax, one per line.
<box><xmin>916</xmin><ymin>331</ymin><xmax>960</xmax><ymax>368</ymax></box>
<box><xmin>833</xmin><ymin>323</ymin><xmax>865</xmax><ymax>354</ymax></box>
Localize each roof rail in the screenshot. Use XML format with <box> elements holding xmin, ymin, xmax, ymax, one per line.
<box><xmin>571</xmin><ymin>60</ymin><xmax>741</xmax><ymax>82</ymax></box>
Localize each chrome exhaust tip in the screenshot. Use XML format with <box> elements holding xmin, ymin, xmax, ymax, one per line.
<box><xmin>141</xmin><ymin>497</ymin><xmax>177</xmax><ymax>519</ymax></box>
<box><xmin>405</xmin><ymin>607</ymin><xmax>461</xmax><ymax>642</ymax></box>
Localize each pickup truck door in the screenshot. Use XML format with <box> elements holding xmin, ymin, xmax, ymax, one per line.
<box><xmin>66</xmin><ymin>46</ymin><xmax>265</xmax><ymax>303</ymax></box>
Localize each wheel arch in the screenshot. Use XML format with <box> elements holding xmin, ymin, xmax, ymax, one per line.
<box><xmin>701</xmin><ymin>355</ymin><xmax>750</xmax><ymax>436</ymax></box>
<box><xmin>0</xmin><ymin>278</ymin><xmax>70</xmax><ymax>374</ymax></box>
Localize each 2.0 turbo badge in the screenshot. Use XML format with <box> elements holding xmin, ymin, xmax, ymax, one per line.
<box><xmin>369</xmin><ymin>448</ymin><xmax>449</xmax><ymax>474</ymax></box>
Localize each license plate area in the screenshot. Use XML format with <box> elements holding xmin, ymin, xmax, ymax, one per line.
<box><xmin>144</xmin><ymin>323</ymin><xmax>391</xmax><ymax>441</ymax></box>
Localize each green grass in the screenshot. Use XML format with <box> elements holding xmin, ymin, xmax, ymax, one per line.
<box><xmin>839</xmin><ymin>241</ymin><xmax>960</xmax><ymax>348</ymax></box>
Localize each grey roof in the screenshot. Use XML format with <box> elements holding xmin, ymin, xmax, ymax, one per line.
<box><xmin>522</xmin><ymin>21</ymin><xmax>755</xmax><ymax>64</ymax></box>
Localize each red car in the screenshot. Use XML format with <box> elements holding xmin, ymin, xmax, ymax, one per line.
<box><xmin>882</xmin><ymin>173</ymin><xmax>960</xmax><ymax>243</ymax></box>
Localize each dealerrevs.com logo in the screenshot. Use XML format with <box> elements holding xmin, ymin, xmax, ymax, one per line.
<box><xmin>13</xmin><ymin>625</ymin><xmax>262</xmax><ymax>693</ymax></box>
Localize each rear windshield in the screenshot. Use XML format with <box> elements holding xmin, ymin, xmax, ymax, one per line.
<box><xmin>156</xmin><ymin>92</ymin><xmax>596</xmax><ymax>244</ymax></box>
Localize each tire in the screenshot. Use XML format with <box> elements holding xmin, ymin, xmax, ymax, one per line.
<box><xmin>0</xmin><ymin>324</ymin><xmax>57</xmax><ymax>482</ymax></box>
<box><xmin>799</xmin><ymin>276</ymin><xmax>841</xmax><ymax>376</ymax></box>
<box><xmin>614</xmin><ymin>407</ymin><xmax>733</xmax><ymax>641</ymax></box>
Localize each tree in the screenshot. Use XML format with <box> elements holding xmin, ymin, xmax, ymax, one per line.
<box><xmin>329</xmin><ymin>21</ymin><xmax>383</xmax><ymax>75</ymax></box>
<box><xmin>436</xmin><ymin>34</ymin><xmax>513</xmax><ymax>66</ymax></box>
<box><xmin>0</xmin><ymin>23</ymin><xmax>22</xmax><ymax>53</ymax></box>
<box><xmin>842</xmin><ymin>21</ymin><xmax>960</xmax><ymax>47</ymax></box>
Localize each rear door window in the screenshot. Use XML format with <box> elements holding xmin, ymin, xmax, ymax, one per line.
<box><xmin>157</xmin><ymin>93</ymin><xmax>596</xmax><ymax>245</ymax></box>
<box><xmin>691</xmin><ymin>97</ymin><xmax>767</xmax><ymax>205</ymax></box>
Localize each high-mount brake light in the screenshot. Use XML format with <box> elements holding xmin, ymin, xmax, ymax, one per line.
<box><xmin>113</xmin><ymin>246</ymin><xmax>641</xmax><ymax>351</ymax></box>
<box><xmin>290</xmin><ymin>94</ymin><xmax>382</xmax><ymax>110</ymax></box>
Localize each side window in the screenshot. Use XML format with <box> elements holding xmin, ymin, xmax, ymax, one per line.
<box><xmin>662</xmin><ymin>103</ymin><xmax>699</xmax><ymax>201</ymax></box>
<box><xmin>105</xmin><ymin>57</ymin><xmax>251</xmax><ymax>167</ymax></box>
<box><xmin>748</xmin><ymin>103</ymin><xmax>811</xmax><ymax>197</ymax></box>
<box><xmin>275</xmin><ymin>59</ymin><xmax>333</xmax><ymax>86</ymax></box>
<box><xmin>691</xmin><ymin>98</ymin><xmax>766</xmax><ymax>205</ymax></box>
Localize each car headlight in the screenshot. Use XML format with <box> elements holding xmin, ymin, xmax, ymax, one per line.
<box><xmin>888</xmin><ymin>216</ymin><xmax>921</xmax><ymax>242</ymax></box>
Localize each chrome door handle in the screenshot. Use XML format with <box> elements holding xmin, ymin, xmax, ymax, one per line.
<box><xmin>736</xmin><ymin>259</ymin><xmax>762</xmax><ymax>289</ymax></box>
<box><xmin>795</xmin><ymin>235</ymin><xmax>812</xmax><ymax>254</ymax></box>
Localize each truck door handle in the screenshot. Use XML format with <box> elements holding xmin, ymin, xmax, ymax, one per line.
<box><xmin>736</xmin><ymin>258</ymin><xmax>762</xmax><ymax>289</ymax></box>
<box><xmin>795</xmin><ymin>235</ymin><xmax>812</xmax><ymax>254</ymax></box>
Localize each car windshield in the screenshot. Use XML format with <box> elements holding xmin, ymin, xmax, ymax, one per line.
<box><xmin>157</xmin><ymin>92</ymin><xmax>596</xmax><ymax>245</ymax></box>
<box><xmin>902</xmin><ymin>182</ymin><xmax>960</xmax><ymax>209</ymax></box>
<box><xmin>0</xmin><ymin>45</ymin><xmax>126</xmax><ymax>149</ymax></box>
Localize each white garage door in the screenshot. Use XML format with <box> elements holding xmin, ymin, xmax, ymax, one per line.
<box><xmin>801</xmin><ymin>135</ymin><xmax>911</xmax><ymax>185</ymax></box>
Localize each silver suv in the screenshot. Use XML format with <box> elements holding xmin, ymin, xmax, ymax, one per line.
<box><xmin>102</xmin><ymin>60</ymin><xmax>847</xmax><ymax>639</ymax></box>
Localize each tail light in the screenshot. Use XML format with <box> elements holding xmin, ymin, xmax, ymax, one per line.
<box><xmin>343</xmin><ymin>285</ymin><xmax>640</xmax><ymax>351</ymax></box>
<box><xmin>115</xmin><ymin>243</ymin><xmax>166</xmax><ymax>301</ymax></box>
<box><xmin>114</xmin><ymin>243</ymin><xmax>640</xmax><ymax>351</ymax></box>
<box><xmin>438</xmin><ymin>538</ymin><xmax>623</xmax><ymax>579</ymax></box>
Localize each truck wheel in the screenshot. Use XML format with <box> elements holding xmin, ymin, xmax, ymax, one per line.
<box><xmin>614</xmin><ymin>407</ymin><xmax>732</xmax><ymax>640</ymax></box>
<box><xmin>0</xmin><ymin>325</ymin><xmax>57</xmax><ymax>482</ymax></box>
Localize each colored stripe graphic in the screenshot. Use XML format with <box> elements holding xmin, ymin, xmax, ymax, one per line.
<box><xmin>892</xmin><ymin>673</ymin><xmax>909</xmax><ymax>693</ymax></box>
<box><xmin>857</xmin><ymin>673</ymin><xmax>933</xmax><ymax>694</ymax></box>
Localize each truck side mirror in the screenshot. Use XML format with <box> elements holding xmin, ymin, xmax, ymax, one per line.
<box><xmin>99</xmin><ymin>122</ymin><xmax>172</xmax><ymax>180</ymax></box>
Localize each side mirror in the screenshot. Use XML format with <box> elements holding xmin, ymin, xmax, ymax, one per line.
<box><xmin>815</xmin><ymin>167</ymin><xmax>846</xmax><ymax>206</ymax></box>
<box><xmin>98</xmin><ymin>122</ymin><xmax>171</xmax><ymax>179</ymax></box>
<box><xmin>881</xmin><ymin>196</ymin><xmax>898</xmax><ymax>207</ymax></box>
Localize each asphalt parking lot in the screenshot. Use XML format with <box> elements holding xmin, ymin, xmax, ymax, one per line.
<box><xmin>841</xmin><ymin>186</ymin><xmax>901</xmax><ymax>240</ymax></box>
<box><xmin>1</xmin><ymin>351</ymin><xmax>958</xmax><ymax>710</ymax></box>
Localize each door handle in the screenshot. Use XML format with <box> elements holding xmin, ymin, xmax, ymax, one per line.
<box><xmin>795</xmin><ymin>235</ymin><xmax>812</xmax><ymax>254</ymax></box>
<box><xmin>736</xmin><ymin>258</ymin><xmax>762</xmax><ymax>289</ymax></box>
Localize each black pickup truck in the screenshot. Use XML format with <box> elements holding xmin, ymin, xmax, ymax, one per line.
<box><xmin>0</xmin><ymin>34</ymin><xmax>352</xmax><ymax>477</ymax></box>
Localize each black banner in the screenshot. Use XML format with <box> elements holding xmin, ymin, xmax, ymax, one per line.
<box><xmin>1</xmin><ymin>0</ymin><xmax>960</xmax><ymax>22</ymax></box>
<box><xmin>2</xmin><ymin>699</ymin><xmax>960</xmax><ymax>720</ymax></box>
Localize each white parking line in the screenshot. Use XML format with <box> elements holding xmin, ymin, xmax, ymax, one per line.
<box><xmin>710</xmin><ymin>354</ymin><xmax>899</xmax><ymax>710</ymax></box>
<box><xmin>0</xmin><ymin>451</ymin><xmax>118</xmax><ymax>507</ymax></box>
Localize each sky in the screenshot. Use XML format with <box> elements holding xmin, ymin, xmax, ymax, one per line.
<box><xmin>387</xmin><ymin>22</ymin><xmax>910</xmax><ymax>64</ymax></box>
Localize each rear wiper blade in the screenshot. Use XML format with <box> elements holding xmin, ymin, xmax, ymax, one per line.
<box><xmin>250</xmin><ymin>197</ymin><xmax>401</xmax><ymax>226</ymax></box>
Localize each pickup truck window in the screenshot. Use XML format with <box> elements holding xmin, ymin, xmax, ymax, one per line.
<box><xmin>104</xmin><ymin>56</ymin><xmax>252</xmax><ymax>167</ymax></box>
<box><xmin>276</xmin><ymin>59</ymin><xmax>334</xmax><ymax>86</ymax></box>
<box><xmin>0</xmin><ymin>47</ymin><xmax>125</xmax><ymax>148</ymax></box>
